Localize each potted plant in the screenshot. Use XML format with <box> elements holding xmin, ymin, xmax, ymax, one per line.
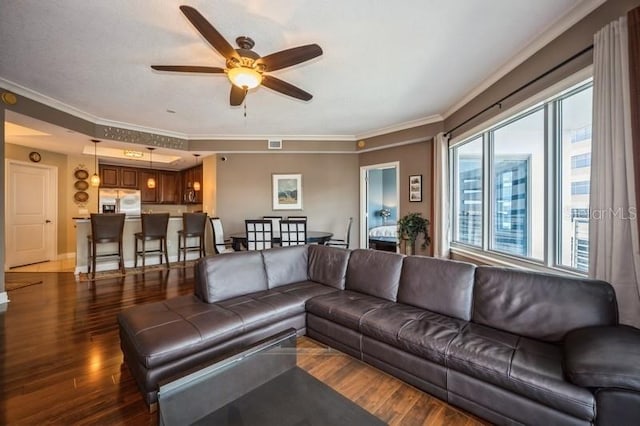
<box><xmin>397</xmin><ymin>212</ymin><xmax>431</xmax><ymax>255</ymax></box>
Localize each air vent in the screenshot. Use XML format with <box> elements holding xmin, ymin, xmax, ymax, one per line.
<box><xmin>268</xmin><ymin>139</ymin><xmax>282</xmax><ymax>150</ymax></box>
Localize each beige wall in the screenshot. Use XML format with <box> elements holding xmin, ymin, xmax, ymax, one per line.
<box><xmin>359</xmin><ymin>140</ymin><xmax>434</xmax><ymax>256</ymax></box>
<box><xmin>4</xmin><ymin>143</ymin><xmax>82</xmax><ymax>256</ymax></box>
<box><xmin>216</xmin><ymin>153</ymin><xmax>360</xmax><ymax>245</ymax></box>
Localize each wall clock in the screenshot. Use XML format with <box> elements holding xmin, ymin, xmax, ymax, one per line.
<box><xmin>29</xmin><ymin>151</ymin><xmax>42</xmax><ymax>163</ymax></box>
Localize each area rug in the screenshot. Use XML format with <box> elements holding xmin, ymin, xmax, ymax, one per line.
<box><xmin>5</xmin><ymin>278</ymin><xmax>44</xmax><ymax>291</ymax></box>
<box><xmin>77</xmin><ymin>260</ymin><xmax>198</xmax><ymax>282</ymax></box>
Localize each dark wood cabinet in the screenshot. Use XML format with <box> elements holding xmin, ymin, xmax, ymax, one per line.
<box><xmin>139</xmin><ymin>170</ymin><xmax>158</xmax><ymax>203</ymax></box>
<box><xmin>99</xmin><ymin>165</ymin><xmax>120</xmax><ymax>188</ymax></box>
<box><xmin>99</xmin><ymin>165</ymin><xmax>138</xmax><ymax>188</ymax></box>
<box><xmin>120</xmin><ymin>168</ymin><xmax>138</xmax><ymax>188</ymax></box>
<box><xmin>98</xmin><ymin>163</ymin><xmax>201</xmax><ymax>205</ymax></box>
<box><xmin>158</xmin><ymin>171</ymin><xmax>180</xmax><ymax>204</ymax></box>
<box><xmin>181</xmin><ymin>165</ymin><xmax>203</xmax><ymax>204</ymax></box>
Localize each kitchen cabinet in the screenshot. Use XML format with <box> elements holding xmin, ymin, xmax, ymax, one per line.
<box><xmin>99</xmin><ymin>165</ymin><xmax>120</xmax><ymax>188</ymax></box>
<box><xmin>181</xmin><ymin>165</ymin><xmax>203</xmax><ymax>204</ymax></box>
<box><xmin>99</xmin><ymin>165</ymin><xmax>138</xmax><ymax>188</ymax></box>
<box><xmin>139</xmin><ymin>170</ymin><xmax>158</xmax><ymax>203</ymax></box>
<box><xmin>158</xmin><ymin>171</ymin><xmax>180</xmax><ymax>204</ymax></box>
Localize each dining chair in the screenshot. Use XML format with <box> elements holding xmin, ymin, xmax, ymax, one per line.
<box><xmin>177</xmin><ymin>212</ymin><xmax>208</xmax><ymax>263</ymax></box>
<box><xmin>209</xmin><ymin>217</ymin><xmax>235</xmax><ymax>254</ymax></box>
<box><xmin>287</xmin><ymin>215</ymin><xmax>307</xmax><ymax>222</ymax></box>
<box><xmin>245</xmin><ymin>219</ymin><xmax>273</xmax><ymax>250</ymax></box>
<box><xmin>134</xmin><ymin>213</ymin><xmax>170</xmax><ymax>268</ymax></box>
<box><xmin>87</xmin><ymin>213</ymin><xmax>126</xmax><ymax>279</ymax></box>
<box><xmin>325</xmin><ymin>217</ymin><xmax>353</xmax><ymax>249</ymax></box>
<box><xmin>263</xmin><ymin>215</ymin><xmax>283</xmax><ymax>239</ymax></box>
<box><xmin>280</xmin><ymin>220</ymin><xmax>307</xmax><ymax>246</ymax></box>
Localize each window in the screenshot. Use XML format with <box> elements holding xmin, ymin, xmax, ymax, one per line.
<box><xmin>451</xmin><ymin>80</ymin><xmax>592</xmax><ymax>273</ymax></box>
<box><xmin>453</xmin><ymin>137</ymin><xmax>483</xmax><ymax>246</ymax></box>
<box><xmin>570</xmin><ymin>153</ymin><xmax>591</xmax><ymax>169</ymax></box>
<box><xmin>571</xmin><ymin>181</ymin><xmax>590</xmax><ymax>195</ymax></box>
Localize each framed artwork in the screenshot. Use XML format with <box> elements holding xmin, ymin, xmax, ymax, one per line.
<box><xmin>409</xmin><ymin>174</ymin><xmax>422</xmax><ymax>202</ymax></box>
<box><xmin>273</xmin><ymin>173</ymin><xmax>303</xmax><ymax>210</ymax></box>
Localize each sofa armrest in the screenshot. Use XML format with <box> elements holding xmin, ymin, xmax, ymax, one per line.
<box><xmin>564</xmin><ymin>325</ymin><xmax>640</xmax><ymax>392</ymax></box>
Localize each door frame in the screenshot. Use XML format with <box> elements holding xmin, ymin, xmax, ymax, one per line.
<box><xmin>359</xmin><ymin>161</ymin><xmax>400</xmax><ymax>249</ymax></box>
<box><xmin>5</xmin><ymin>159</ymin><xmax>58</xmax><ymax>269</ymax></box>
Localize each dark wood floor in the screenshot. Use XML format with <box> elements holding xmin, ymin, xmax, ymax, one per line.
<box><xmin>1</xmin><ymin>269</ymin><xmax>487</xmax><ymax>425</ymax></box>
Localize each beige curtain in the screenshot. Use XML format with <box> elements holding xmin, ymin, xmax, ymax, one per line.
<box><xmin>589</xmin><ymin>15</ymin><xmax>640</xmax><ymax>328</ymax></box>
<box><xmin>432</xmin><ymin>132</ymin><xmax>450</xmax><ymax>258</ymax></box>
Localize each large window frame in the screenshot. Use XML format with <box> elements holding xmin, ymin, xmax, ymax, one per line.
<box><xmin>450</xmin><ymin>80</ymin><xmax>593</xmax><ymax>275</ymax></box>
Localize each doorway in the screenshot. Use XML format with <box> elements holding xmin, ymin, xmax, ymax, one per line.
<box><xmin>5</xmin><ymin>159</ymin><xmax>58</xmax><ymax>269</ymax></box>
<box><xmin>360</xmin><ymin>162</ymin><xmax>399</xmax><ymax>250</ymax></box>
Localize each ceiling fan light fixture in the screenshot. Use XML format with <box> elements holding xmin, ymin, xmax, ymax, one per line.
<box><xmin>227</xmin><ymin>67</ymin><xmax>262</xmax><ymax>89</ymax></box>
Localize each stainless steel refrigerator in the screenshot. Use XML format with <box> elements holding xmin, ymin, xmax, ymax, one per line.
<box><xmin>98</xmin><ymin>188</ymin><xmax>141</xmax><ymax>216</ymax></box>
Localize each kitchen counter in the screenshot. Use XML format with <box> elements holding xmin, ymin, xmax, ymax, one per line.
<box><xmin>73</xmin><ymin>216</ymin><xmax>207</xmax><ymax>274</ymax></box>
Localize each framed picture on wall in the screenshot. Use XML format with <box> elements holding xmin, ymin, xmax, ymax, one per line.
<box><xmin>409</xmin><ymin>174</ymin><xmax>422</xmax><ymax>202</ymax></box>
<box><xmin>273</xmin><ymin>173</ymin><xmax>303</xmax><ymax>210</ymax></box>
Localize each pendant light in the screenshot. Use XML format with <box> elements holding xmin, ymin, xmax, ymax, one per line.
<box><xmin>192</xmin><ymin>154</ymin><xmax>201</xmax><ymax>192</ymax></box>
<box><xmin>90</xmin><ymin>139</ymin><xmax>101</xmax><ymax>187</ymax></box>
<box><xmin>147</xmin><ymin>147</ymin><xmax>156</xmax><ymax>189</ymax></box>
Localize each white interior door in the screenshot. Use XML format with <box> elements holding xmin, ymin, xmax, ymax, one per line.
<box><xmin>5</xmin><ymin>160</ymin><xmax>57</xmax><ymax>268</ymax></box>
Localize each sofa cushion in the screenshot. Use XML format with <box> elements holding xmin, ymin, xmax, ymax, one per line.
<box><xmin>397</xmin><ymin>256</ymin><xmax>475</xmax><ymax>321</ymax></box>
<box><xmin>308</xmin><ymin>244</ymin><xmax>350</xmax><ymax>289</ymax></box>
<box><xmin>473</xmin><ymin>266</ymin><xmax>618</xmax><ymax>342</ymax></box>
<box><xmin>195</xmin><ymin>251</ymin><xmax>268</xmax><ymax>303</ymax></box>
<box><xmin>360</xmin><ymin>304</ymin><xmax>464</xmax><ymax>364</ymax></box>
<box><xmin>345</xmin><ymin>249</ymin><xmax>404</xmax><ymax>301</ymax></box>
<box><xmin>564</xmin><ymin>325</ymin><xmax>640</xmax><ymax>392</ymax></box>
<box><xmin>306</xmin><ymin>290</ymin><xmax>394</xmax><ymax>330</ymax></box>
<box><xmin>118</xmin><ymin>295</ymin><xmax>245</xmax><ymax>369</ymax></box>
<box><xmin>262</xmin><ymin>245</ymin><xmax>309</xmax><ymax>289</ymax></box>
<box><xmin>447</xmin><ymin>323</ymin><xmax>595</xmax><ymax>420</ymax></box>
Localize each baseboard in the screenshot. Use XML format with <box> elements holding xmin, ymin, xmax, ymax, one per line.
<box><xmin>0</xmin><ymin>291</ymin><xmax>9</xmax><ymax>306</ymax></box>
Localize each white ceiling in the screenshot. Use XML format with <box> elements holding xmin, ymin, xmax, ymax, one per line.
<box><xmin>1</xmin><ymin>0</ymin><xmax>600</xmax><ymax>144</ymax></box>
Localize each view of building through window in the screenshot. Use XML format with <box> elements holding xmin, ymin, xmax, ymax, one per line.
<box><xmin>451</xmin><ymin>80</ymin><xmax>592</xmax><ymax>272</ymax></box>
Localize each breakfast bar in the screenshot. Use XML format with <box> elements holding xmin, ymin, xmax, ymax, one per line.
<box><xmin>73</xmin><ymin>216</ymin><xmax>204</xmax><ymax>274</ymax></box>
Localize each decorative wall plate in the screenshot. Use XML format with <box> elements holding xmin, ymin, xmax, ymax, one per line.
<box><xmin>74</xmin><ymin>191</ymin><xmax>89</xmax><ymax>202</ymax></box>
<box><xmin>74</xmin><ymin>180</ymin><xmax>89</xmax><ymax>190</ymax></box>
<box><xmin>74</xmin><ymin>169</ymin><xmax>89</xmax><ymax>180</ymax></box>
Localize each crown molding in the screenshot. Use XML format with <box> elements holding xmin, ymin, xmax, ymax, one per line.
<box><xmin>355</xmin><ymin>114</ymin><xmax>443</xmax><ymax>140</ymax></box>
<box><xmin>356</xmin><ymin>137</ymin><xmax>429</xmax><ymax>153</ymax></box>
<box><xmin>442</xmin><ymin>0</ymin><xmax>605</xmax><ymax>119</ymax></box>
<box><xmin>186</xmin><ymin>134</ymin><xmax>356</xmax><ymax>142</ymax></box>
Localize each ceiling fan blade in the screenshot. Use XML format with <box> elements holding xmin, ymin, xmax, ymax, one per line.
<box><xmin>230</xmin><ymin>85</ymin><xmax>247</xmax><ymax>106</ymax></box>
<box><xmin>262</xmin><ymin>75</ymin><xmax>313</xmax><ymax>101</ymax></box>
<box><xmin>151</xmin><ymin>65</ymin><xmax>225</xmax><ymax>73</ymax></box>
<box><xmin>258</xmin><ymin>44</ymin><xmax>323</xmax><ymax>72</ymax></box>
<box><xmin>179</xmin><ymin>6</ymin><xmax>239</xmax><ymax>60</ymax></box>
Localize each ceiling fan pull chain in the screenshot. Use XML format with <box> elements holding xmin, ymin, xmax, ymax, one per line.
<box><xmin>243</xmin><ymin>87</ymin><xmax>248</xmax><ymax>118</ymax></box>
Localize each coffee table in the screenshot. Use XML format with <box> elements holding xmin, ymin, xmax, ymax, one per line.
<box><xmin>157</xmin><ymin>329</ymin><xmax>385</xmax><ymax>426</ymax></box>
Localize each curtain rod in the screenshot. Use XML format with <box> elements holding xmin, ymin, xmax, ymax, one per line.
<box><xmin>444</xmin><ymin>44</ymin><xmax>594</xmax><ymax>138</ymax></box>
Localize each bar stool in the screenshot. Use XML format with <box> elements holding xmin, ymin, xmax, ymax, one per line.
<box><xmin>87</xmin><ymin>213</ymin><xmax>126</xmax><ymax>279</ymax></box>
<box><xmin>177</xmin><ymin>212</ymin><xmax>207</xmax><ymax>263</ymax></box>
<box><xmin>134</xmin><ymin>213</ymin><xmax>170</xmax><ymax>269</ymax></box>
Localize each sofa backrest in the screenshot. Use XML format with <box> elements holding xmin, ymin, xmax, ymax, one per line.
<box><xmin>308</xmin><ymin>244</ymin><xmax>351</xmax><ymax>289</ymax></box>
<box><xmin>262</xmin><ymin>245</ymin><xmax>309</xmax><ymax>289</ymax></box>
<box><xmin>398</xmin><ymin>256</ymin><xmax>475</xmax><ymax>321</ymax></box>
<box><xmin>195</xmin><ymin>251</ymin><xmax>268</xmax><ymax>303</ymax></box>
<box><xmin>473</xmin><ymin>266</ymin><xmax>619</xmax><ymax>342</ymax></box>
<box><xmin>345</xmin><ymin>249</ymin><xmax>404</xmax><ymax>301</ymax></box>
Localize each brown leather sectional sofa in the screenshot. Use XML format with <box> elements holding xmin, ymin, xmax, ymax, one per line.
<box><xmin>118</xmin><ymin>244</ymin><xmax>640</xmax><ymax>425</ymax></box>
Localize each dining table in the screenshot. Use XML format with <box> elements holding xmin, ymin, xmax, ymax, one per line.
<box><xmin>228</xmin><ymin>231</ymin><xmax>333</xmax><ymax>251</ymax></box>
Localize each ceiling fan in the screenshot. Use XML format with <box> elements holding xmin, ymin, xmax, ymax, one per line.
<box><xmin>151</xmin><ymin>5</ymin><xmax>323</xmax><ymax>106</ymax></box>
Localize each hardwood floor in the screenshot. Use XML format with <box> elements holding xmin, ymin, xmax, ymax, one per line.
<box><xmin>1</xmin><ymin>270</ymin><xmax>487</xmax><ymax>425</ymax></box>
